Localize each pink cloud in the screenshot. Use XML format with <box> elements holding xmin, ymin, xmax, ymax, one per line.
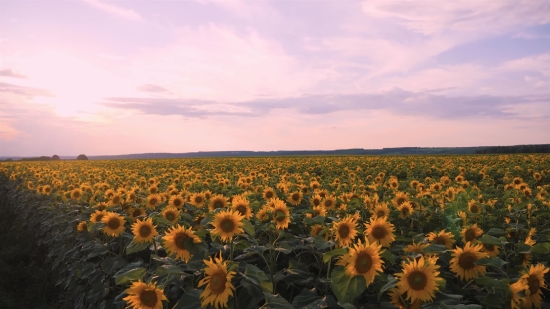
<box><xmin>85</xmin><ymin>0</ymin><xmax>143</xmax><ymax>21</ymax></box>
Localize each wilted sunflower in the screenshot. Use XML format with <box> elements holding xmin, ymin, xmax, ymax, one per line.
<box><xmin>364</xmin><ymin>217</ymin><xmax>395</xmax><ymax>247</ymax></box>
<box><xmin>336</xmin><ymin>239</ymin><xmax>384</xmax><ymax>286</ymax></box>
<box><xmin>90</xmin><ymin>210</ymin><xmax>108</xmax><ymax>223</ymax></box>
<box><xmin>397</xmin><ymin>201</ymin><xmax>414</xmax><ymax>218</ymax></box>
<box><xmin>392</xmin><ymin>191</ymin><xmax>410</xmax><ymax>207</ymax></box>
<box><xmin>395</xmin><ymin>256</ymin><xmax>442</xmax><ymax>303</ymax></box>
<box><xmin>272</xmin><ymin>198</ymin><xmax>290</xmax><ymax>229</ymax></box>
<box><xmin>169</xmin><ymin>195</ymin><xmax>185</xmax><ymax>208</ymax></box>
<box><xmin>510</xmin><ymin>279</ymin><xmax>528</xmax><ymax>309</ymax></box>
<box><xmin>333</xmin><ymin>216</ymin><xmax>358</xmax><ymax>247</ymax></box>
<box><xmin>212</xmin><ymin>209</ymin><xmax>244</xmax><ymax>242</ymax></box>
<box><xmin>519</xmin><ymin>264</ymin><xmax>549</xmax><ymax>309</ymax></box>
<box><xmin>372</xmin><ymin>202</ymin><xmax>390</xmax><ymax>219</ymax></box>
<box><xmin>427</xmin><ymin>230</ymin><xmax>455</xmax><ymax>249</ymax></box>
<box><xmin>262</xmin><ymin>188</ymin><xmax>276</xmax><ymax>200</ymax></box>
<box><xmin>162</xmin><ymin>225</ymin><xmax>201</xmax><ymax>262</ymax></box>
<box><xmin>102</xmin><ymin>212</ymin><xmax>126</xmax><ymax>237</ymax></box>
<box><xmin>198</xmin><ymin>252</ymin><xmax>236</xmax><ymax>309</ymax></box>
<box><xmin>287</xmin><ymin>191</ymin><xmax>303</xmax><ymax>206</ymax></box>
<box><xmin>461</xmin><ymin>224</ymin><xmax>483</xmax><ymax>243</ymax></box>
<box><xmin>123</xmin><ymin>280</ymin><xmax>167</xmax><ymax>309</ymax></box>
<box><xmin>146</xmin><ymin>194</ymin><xmax>162</xmax><ymax>209</ymax></box>
<box><xmin>231</xmin><ymin>196</ymin><xmax>252</xmax><ymax>219</ymax></box>
<box><xmin>449</xmin><ymin>242</ymin><xmax>487</xmax><ymax>281</ymax></box>
<box><xmin>131</xmin><ymin>218</ymin><xmax>158</xmax><ymax>243</ymax></box>
<box><xmin>162</xmin><ymin>207</ymin><xmax>180</xmax><ymax>223</ymax></box>
<box><xmin>77</xmin><ymin>221</ymin><xmax>88</xmax><ymax>232</ymax></box>
<box><xmin>190</xmin><ymin>192</ymin><xmax>206</xmax><ymax>208</ymax></box>
<box><xmin>209</xmin><ymin>195</ymin><xmax>229</xmax><ymax>212</ymax></box>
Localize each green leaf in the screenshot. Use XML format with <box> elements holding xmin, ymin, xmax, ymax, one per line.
<box><xmin>263</xmin><ymin>293</ymin><xmax>294</xmax><ymax>309</ymax></box>
<box><xmin>114</xmin><ymin>267</ymin><xmax>146</xmax><ymax>285</ymax></box>
<box><xmin>473</xmin><ymin>277</ymin><xmax>508</xmax><ymax>294</ymax></box>
<box><xmin>421</xmin><ymin>244</ymin><xmax>448</xmax><ymax>254</ymax></box>
<box><xmin>173</xmin><ymin>288</ymin><xmax>202</xmax><ymax>309</ymax></box>
<box><xmin>330</xmin><ymin>266</ymin><xmax>367</xmax><ymax>304</ymax></box>
<box><xmin>322</xmin><ymin>247</ymin><xmax>348</xmax><ymax>263</ymax></box>
<box><xmin>531</xmin><ymin>242</ymin><xmax>550</xmax><ymax>255</ymax></box>
<box><xmin>475</xmin><ymin>257</ymin><xmax>507</xmax><ymax>270</ymax></box>
<box><xmin>125</xmin><ymin>239</ymin><xmax>151</xmax><ymax>254</ymax></box>
<box><xmin>517</xmin><ymin>243</ymin><xmax>531</xmax><ymax>254</ymax></box>
<box><xmin>242</xmin><ymin>264</ymin><xmax>273</xmax><ymax>293</ymax></box>
<box><xmin>478</xmin><ymin>234</ymin><xmax>502</xmax><ymax>246</ymax></box>
<box><xmin>377</xmin><ymin>275</ymin><xmax>397</xmax><ymax>301</ymax></box>
<box><xmin>101</xmin><ymin>256</ymin><xmax>127</xmax><ymax>275</ymax></box>
<box><xmin>487</xmin><ymin>228</ymin><xmax>506</xmax><ymax>237</ymax></box>
<box><xmin>242</xmin><ymin>219</ymin><xmax>255</xmax><ymax>237</ymax></box>
<box><xmin>291</xmin><ymin>288</ymin><xmax>322</xmax><ymax>308</ymax></box>
<box><xmin>238</xmin><ymin>281</ymin><xmax>264</xmax><ymax>309</ymax></box>
<box><xmin>380</xmin><ymin>249</ymin><xmax>395</xmax><ymax>264</ymax></box>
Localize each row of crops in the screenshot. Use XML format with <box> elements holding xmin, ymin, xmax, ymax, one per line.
<box><xmin>1</xmin><ymin>154</ymin><xmax>550</xmax><ymax>309</ymax></box>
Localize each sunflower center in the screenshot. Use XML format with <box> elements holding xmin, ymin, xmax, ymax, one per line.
<box><xmin>95</xmin><ymin>214</ymin><xmax>104</xmax><ymax>222</ymax></box>
<box><xmin>149</xmin><ymin>198</ymin><xmax>158</xmax><ymax>206</ymax></box>
<box><xmin>195</xmin><ymin>196</ymin><xmax>203</xmax><ymax>203</ymax></box>
<box><xmin>174</xmin><ymin>233</ymin><xmax>188</xmax><ymax>250</ymax></box>
<box><xmin>275</xmin><ymin>210</ymin><xmax>286</xmax><ymax>222</ymax></box>
<box><xmin>401</xmin><ymin>207</ymin><xmax>409</xmax><ymax>216</ymax></box>
<box><xmin>397</xmin><ymin>197</ymin><xmax>405</xmax><ymax>205</ymax></box>
<box><xmin>112</xmin><ymin>196</ymin><xmax>121</xmax><ymax>204</ymax></box>
<box><xmin>433</xmin><ymin>236</ymin><xmax>446</xmax><ymax>246</ymax></box>
<box><xmin>173</xmin><ymin>199</ymin><xmax>183</xmax><ymax>207</ymax></box>
<box><xmin>464</xmin><ymin>229</ymin><xmax>476</xmax><ymax>242</ymax></box>
<box><xmin>165</xmin><ymin>212</ymin><xmax>176</xmax><ymax>221</ymax></box>
<box><xmin>210</xmin><ymin>270</ymin><xmax>228</xmax><ymax>294</ymax></box>
<box><xmin>236</xmin><ymin>205</ymin><xmax>247</xmax><ymax>216</ymax></box>
<box><xmin>376</xmin><ymin>210</ymin><xmax>386</xmax><ymax>217</ymax></box>
<box><xmin>139</xmin><ymin>289</ymin><xmax>158</xmax><ymax>307</ymax></box>
<box><xmin>325</xmin><ymin>200</ymin><xmax>333</xmax><ymax>207</ymax></box>
<box><xmin>313</xmin><ymin>199</ymin><xmax>320</xmax><ymax>206</ymax></box>
<box><xmin>354</xmin><ymin>252</ymin><xmax>373</xmax><ymax>274</ymax></box>
<box><xmin>107</xmin><ymin>218</ymin><xmax>120</xmax><ymax>230</ymax></box>
<box><xmin>220</xmin><ymin>218</ymin><xmax>236</xmax><ymax>233</ymax></box>
<box><xmin>407</xmin><ymin>270</ymin><xmax>428</xmax><ymax>290</ymax></box>
<box><xmin>372</xmin><ymin>226</ymin><xmax>387</xmax><ymax>240</ymax></box>
<box><xmin>292</xmin><ymin>193</ymin><xmax>300</xmax><ymax>201</ymax></box>
<box><xmin>213</xmin><ymin>201</ymin><xmax>224</xmax><ymax>209</ymax></box>
<box><xmin>470</xmin><ymin>205</ymin><xmax>479</xmax><ymax>213</ymax></box>
<box><xmin>133</xmin><ymin>209</ymin><xmax>142</xmax><ymax>217</ymax></box>
<box><xmin>265</xmin><ymin>192</ymin><xmax>274</xmax><ymax>199</ymax></box>
<box><xmin>483</xmin><ymin>243</ymin><xmax>495</xmax><ymax>251</ymax></box>
<box><xmin>458</xmin><ymin>252</ymin><xmax>477</xmax><ymax>270</ymax></box>
<box><xmin>338</xmin><ymin>224</ymin><xmax>350</xmax><ymax>238</ymax></box>
<box><xmin>139</xmin><ymin>225</ymin><xmax>152</xmax><ymax>238</ymax></box>
<box><xmin>527</xmin><ymin>275</ymin><xmax>540</xmax><ymax>295</ymax></box>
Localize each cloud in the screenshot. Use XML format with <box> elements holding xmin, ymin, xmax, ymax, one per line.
<box><xmin>0</xmin><ymin>69</ymin><xmax>27</xmax><ymax>79</ymax></box>
<box><xmin>85</xmin><ymin>0</ymin><xmax>143</xmax><ymax>21</ymax></box>
<box><xmin>136</xmin><ymin>84</ymin><xmax>169</xmax><ymax>93</ymax></box>
<box><xmin>0</xmin><ymin>82</ymin><xmax>54</xmax><ymax>98</ymax></box>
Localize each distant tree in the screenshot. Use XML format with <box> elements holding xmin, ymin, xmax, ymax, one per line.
<box><xmin>52</xmin><ymin>155</ymin><xmax>60</xmax><ymax>160</ymax></box>
<box><xmin>76</xmin><ymin>154</ymin><xmax>88</xmax><ymax>160</ymax></box>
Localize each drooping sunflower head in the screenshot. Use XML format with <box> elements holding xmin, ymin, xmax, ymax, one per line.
<box><xmin>427</xmin><ymin>230</ymin><xmax>455</xmax><ymax>249</ymax></box>
<box><xmin>212</xmin><ymin>209</ymin><xmax>245</xmax><ymax>242</ymax></box>
<box><xmin>198</xmin><ymin>252</ymin><xmax>236</xmax><ymax>309</ymax></box>
<box><xmin>332</xmin><ymin>216</ymin><xmax>358</xmax><ymax>247</ymax></box>
<box><xmin>131</xmin><ymin>218</ymin><xmax>158</xmax><ymax>243</ymax></box>
<box><xmin>395</xmin><ymin>256</ymin><xmax>442</xmax><ymax>303</ymax></box>
<box><xmin>209</xmin><ymin>195</ymin><xmax>228</xmax><ymax>212</ymax></box>
<box><xmin>146</xmin><ymin>194</ymin><xmax>162</xmax><ymax>209</ymax></box>
<box><xmin>123</xmin><ymin>280</ymin><xmax>167</xmax><ymax>309</ymax></box>
<box><xmin>449</xmin><ymin>242</ymin><xmax>488</xmax><ymax>281</ymax></box>
<box><xmin>162</xmin><ymin>225</ymin><xmax>202</xmax><ymax>262</ymax></box>
<box><xmin>77</xmin><ymin>221</ymin><xmax>88</xmax><ymax>232</ymax></box>
<box><xmin>162</xmin><ymin>207</ymin><xmax>180</xmax><ymax>223</ymax></box>
<box><xmin>256</xmin><ymin>205</ymin><xmax>272</xmax><ymax>222</ymax></box>
<box><xmin>364</xmin><ymin>217</ymin><xmax>395</xmax><ymax>247</ymax></box>
<box><xmin>336</xmin><ymin>239</ymin><xmax>384</xmax><ymax>286</ymax></box>
<box><xmin>461</xmin><ymin>224</ymin><xmax>483</xmax><ymax>244</ymax></box>
<box><xmin>519</xmin><ymin>264</ymin><xmax>549</xmax><ymax>309</ymax></box>
<box><xmin>231</xmin><ymin>196</ymin><xmax>252</xmax><ymax>219</ymax></box>
<box><xmin>101</xmin><ymin>212</ymin><xmax>126</xmax><ymax>237</ymax></box>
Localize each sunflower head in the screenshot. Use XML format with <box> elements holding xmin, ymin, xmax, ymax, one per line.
<box><xmin>198</xmin><ymin>252</ymin><xmax>236</xmax><ymax>309</ymax></box>
<box><xmin>332</xmin><ymin>216</ymin><xmax>358</xmax><ymax>247</ymax></box>
<box><xmin>212</xmin><ymin>209</ymin><xmax>245</xmax><ymax>242</ymax></box>
<box><xmin>427</xmin><ymin>230</ymin><xmax>455</xmax><ymax>249</ymax></box>
<box><xmin>336</xmin><ymin>239</ymin><xmax>384</xmax><ymax>285</ymax></box>
<box><xmin>162</xmin><ymin>207</ymin><xmax>180</xmax><ymax>223</ymax></box>
<box><xmin>395</xmin><ymin>256</ymin><xmax>442</xmax><ymax>303</ymax></box>
<box><xmin>287</xmin><ymin>191</ymin><xmax>303</xmax><ymax>206</ymax></box>
<box><xmin>364</xmin><ymin>217</ymin><xmax>395</xmax><ymax>247</ymax></box>
<box><xmin>146</xmin><ymin>194</ymin><xmax>162</xmax><ymax>209</ymax></box>
<box><xmin>449</xmin><ymin>242</ymin><xmax>488</xmax><ymax>281</ymax></box>
<box><xmin>231</xmin><ymin>196</ymin><xmax>252</xmax><ymax>219</ymax></box>
<box><xmin>101</xmin><ymin>212</ymin><xmax>126</xmax><ymax>237</ymax></box>
<box><xmin>209</xmin><ymin>195</ymin><xmax>229</xmax><ymax>212</ymax></box>
<box><xmin>271</xmin><ymin>198</ymin><xmax>291</xmax><ymax>230</ymax></box>
<box><xmin>123</xmin><ymin>280</ymin><xmax>167</xmax><ymax>309</ymax></box>
<box><xmin>162</xmin><ymin>225</ymin><xmax>202</xmax><ymax>262</ymax></box>
<box><xmin>131</xmin><ymin>218</ymin><xmax>158</xmax><ymax>243</ymax></box>
<box><xmin>169</xmin><ymin>195</ymin><xmax>185</xmax><ymax>208</ymax></box>
<box><xmin>461</xmin><ymin>224</ymin><xmax>483</xmax><ymax>244</ymax></box>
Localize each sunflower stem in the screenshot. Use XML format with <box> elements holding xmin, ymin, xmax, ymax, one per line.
<box><xmin>230</xmin><ymin>237</ymin><xmax>234</xmax><ymax>261</ymax></box>
<box><xmin>153</xmin><ymin>238</ymin><xmax>158</xmax><ymax>256</ymax></box>
<box><xmin>119</xmin><ymin>235</ymin><xmax>123</xmax><ymax>257</ymax></box>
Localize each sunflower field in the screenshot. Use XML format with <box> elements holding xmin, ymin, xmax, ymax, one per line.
<box><xmin>1</xmin><ymin>154</ymin><xmax>550</xmax><ymax>309</ymax></box>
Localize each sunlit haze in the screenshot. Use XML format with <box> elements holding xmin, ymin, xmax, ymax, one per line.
<box><xmin>1</xmin><ymin>0</ymin><xmax>549</xmax><ymax>156</ymax></box>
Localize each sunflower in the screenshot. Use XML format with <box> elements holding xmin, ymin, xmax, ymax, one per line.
<box><xmin>109</xmin><ymin>193</ymin><xmax>123</xmax><ymax>207</ymax></box>
<box><xmin>461</xmin><ymin>224</ymin><xmax>483</xmax><ymax>243</ymax></box>
<box><xmin>397</xmin><ymin>201</ymin><xmax>414</xmax><ymax>218</ymax></box>
<box><xmin>148</xmin><ymin>185</ymin><xmax>159</xmax><ymax>195</ymax></box>
<box><xmin>510</xmin><ymin>280</ymin><xmax>529</xmax><ymax>309</ymax></box>
<box><xmin>102</xmin><ymin>212</ymin><xmax>126</xmax><ymax>237</ymax></box>
<box><xmin>310</xmin><ymin>194</ymin><xmax>322</xmax><ymax>207</ymax></box>
<box><xmin>336</xmin><ymin>239</ymin><xmax>384</xmax><ymax>285</ymax></box>
<box><xmin>162</xmin><ymin>225</ymin><xmax>201</xmax><ymax>262</ymax></box>
<box><xmin>310</xmin><ymin>224</ymin><xmax>325</xmax><ymax>237</ymax></box>
<box><xmin>212</xmin><ymin>209</ymin><xmax>244</xmax><ymax>242</ymax></box>
<box><xmin>256</xmin><ymin>205</ymin><xmax>272</xmax><ymax>222</ymax></box>
<box><xmin>90</xmin><ymin>210</ymin><xmax>108</xmax><ymax>223</ymax></box>
<box><xmin>449</xmin><ymin>242</ymin><xmax>487</xmax><ymax>281</ymax></box>
<box><xmin>162</xmin><ymin>207</ymin><xmax>180</xmax><ymax>223</ymax></box>
<box><xmin>310</xmin><ymin>205</ymin><xmax>327</xmax><ymax>218</ymax></box>
<box><xmin>364</xmin><ymin>217</ymin><xmax>395</xmax><ymax>247</ymax></box>
<box><xmin>123</xmin><ymin>280</ymin><xmax>167</xmax><ymax>309</ymax></box>
<box><xmin>262</xmin><ymin>188</ymin><xmax>276</xmax><ymax>200</ymax></box>
<box><xmin>43</xmin><ymin>185</ymin><xmax>52</xmax><ymax>195</ymax></box>
<box><xmin>467</xmin><ymin>200</ymin><xmax>482</xmax><ymax>215</ymax></box>
<box><xmin>388</xmin><ymin>288</ymin><xmax>423</xmax><ymax>309</ymax></box>
<box><xmin>287</xmin><ymin>191</ymin><xmax>303</xmax><ymax>206</ymax></box>
<box><xmin>198</xmin><ymin>252</ymin><xmax>236</xmax><ymax>309</ymax></box>
<box><xmin>332</xmin><ymin>216</ymin><xmax>358</xmax><ymax>247</ymax></box>
<box><xmin>392</xmin><ymin>191</ymin><xmax>410</xmax><ymax>207</ymax></box>
<box><xmin>395</xmin><ymin>256</ymin><xmax>442</xmax><ymax>303</ymax></box>
<box><xmin>71</xmin><ymin>188</ymin><xmax>83</xmax><ymax>200</ymax></box>
<box><xmin>427</xmin><ymin>230</ymin><xmax>455</xmax><ymax>249</ymax></box>
<box><xmin>77</xmin><ymin>221</ymin><xmax>88</xmax><ymax>232</ymax></box>
<box><xmin>190</xmin><ymin>192</ymin><xmax>206</xmax><ymax>208</ymax></box>
<box><xmin>322</xmin><ymin>196</ymin><xmax>336</xmax><ymax>210</ymax></box>
<box><xmin>131</xmin><ymin>218</ymin><xmax>158</xmax><ymax>243</ymax></box>
<box><xmin>481</xmin><ymin>242</ymin><xmax>500</xmax><ymax>257</ymax></box>
<box><xmin>519</xmin><ymin>264</ymin><xmax>549</xmax><ymax>309</ymax></box>
<box><xmin>169</xmin><ymin>195</ymin><xmax>185</xmax><ymax>208</ymax></box>
<box><xmin>272</xmin><ymin>198</ymin><xmax>291</xmax><ymax>229</ymax></box>
<box><xmin>403</xmin><ymin>241</ymin><xmax>429</xmax><ymax>257</ymax></box>
<box><xmin>130</xmin><ymin>207</ymin><xmax>146</xmax><ymax>219</ymax></box>
<box><xmin>146</xmin><ymin>194</ymin><xmax>162</xmax><ymax>209</ymax></box>
<box><xmin>209</xmin><ymin>195</ymin><xmax>228</xmax><ymax>212</ymax></box>
<box><xmin>231</xmin><ymin>196</ymin><xmax>252</xmax><ymax>219</ymax></box>
<box><xmin>372</xmin><ymin>202</ymin><xmax>390</xmax><ymax>219</ymax></box>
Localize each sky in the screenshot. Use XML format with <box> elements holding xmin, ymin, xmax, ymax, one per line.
<box><xmin>1</xmin><ymin>0</ymin><xmax>550</xmax><ymax>156</ymax></box>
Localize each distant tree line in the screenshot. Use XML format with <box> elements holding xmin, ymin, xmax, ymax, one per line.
<box><xmin>475</xmin><ymin>144</ymin><xmax>550</xmax><ymax>154</ymax></box>
<box><xmin>0</xmin><ymin>154</ymin><xmax>88</xmax><ymax>162</ymax></box>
